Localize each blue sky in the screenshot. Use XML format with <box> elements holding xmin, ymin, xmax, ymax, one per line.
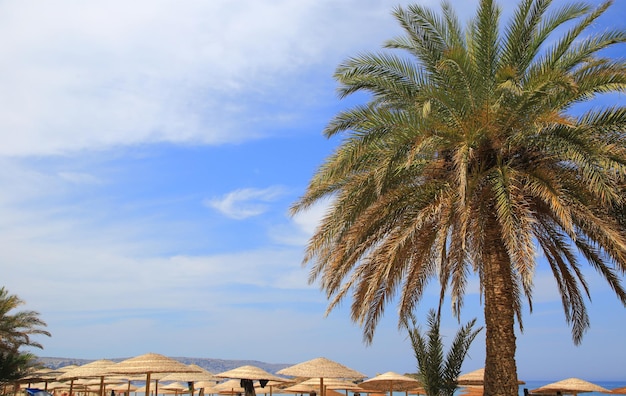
<box><xmin>2</xmin><ymin>0</ymin><xmax>625</xmax><ymax>383</ymax></box>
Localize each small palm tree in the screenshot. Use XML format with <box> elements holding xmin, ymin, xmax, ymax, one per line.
<box><xmin>0</xmin><ymin>350</ymin><xmax>39</xmax><ymax>386</ymax></box>
<box><xmin>0</xmin><ymin>287</ymin><xmax>50</xmax><ymax>353</ymax></box>
<box><xmin>403</xmin><ymin>310</ymin><xmax>482</xmax><ymax>396</ymax></box>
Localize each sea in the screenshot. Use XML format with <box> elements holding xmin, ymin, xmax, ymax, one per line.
<box><xmin>374</xmin><ymin>381</ymin><xmax>626</xmax><ymax>396</ymax></box>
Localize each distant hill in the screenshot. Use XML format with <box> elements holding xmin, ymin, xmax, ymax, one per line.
<box><xmin>37</xmin><ymin>356</ymin><xmax>292</xmax><ymax>375</ymax></box>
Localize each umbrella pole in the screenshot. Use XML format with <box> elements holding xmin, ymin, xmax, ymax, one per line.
<box><xmin>146</xmin><ymin>373</ymin><xmax>152</xmax><ymax>396</ymax></box>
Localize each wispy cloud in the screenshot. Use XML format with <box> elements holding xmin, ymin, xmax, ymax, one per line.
<box><xmin>269</xmin><ymin>199</ymin><xmax>330</xmax><ymax>246</ymax></box>
<box><xmin>57</xmin><ymin>172</ymin><xmax>103</xmax><ymax>185</ymax></box>
<box><xmin>0</xmin><ymin>0</ymin><xmax>410</xmax><ymax>157</ymax></box>
<box><xmin>205</xmin><ymin>186</ymin><xmax>287</xmax><ymax>219</ymax></box>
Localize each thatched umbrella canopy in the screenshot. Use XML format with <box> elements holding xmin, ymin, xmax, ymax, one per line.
<box><xmin>110</xmin><ymin>383</ymin><xmax>139</xmax><ymax>394</ymax></box>
<box><xmin>57</xmin><ymin>359</ymin><xmax>117</xmax><ymax>396</ymax></box>
<box><xmin>458</xmin><ymin>368</ymin><xmax>524</xmax><ymax>387</ymax></box>
<box><xmin>216</xmin><ymin>366</ymin><xmax>288</xmax><ymax>396</ymax></box>
<box><xmin>284</xmin><ymin>377</ymin><xmax>363</xmax><ymax>396</ymax></box>
<box><xmin>108</xmin><ymin>353</ymin><xmax>202</xmax><ymax>396</ymax></box>
<box><xmin>277</xmin><ymin>358</ymin><xmax>366</xmax><ymax>396</ymax></box>
<box><xmin>58</xmin><ymin>365</ymin><xmax>80</xmax><ymax>372</ymax></box>
<box><xmin>216</xmin><ymin>366</ymin><xmax>287</xmax><ymax>382</ymax></box>
<box><xmin>277</xmin><ymin>358</ymin><xmax>365</xmax><ymax>379</ymax></box>
<box><xmin>162</xmin><ymin>381</ymin><xmax>192</xmax><ymax>395</ymax></box>
<box><xmin>194</xmin><ymin>380</ymin><xmax>220</xmax><ymax>394</ymax></box>
<box><xmin>281</xmin><ymin>384</ymin><xmax>345</xmax><ymax>396</ymax></box>
<box><xmin>295</xmin><ymin>378</ymin><xmax>362</xmax><ymax>391</ymax></box>
<box><xmin>457</xmin><ymin>369</ymin><xmax>486</xmax><ymax>387</ymax></box>
<box><xmin>530</xmin><ymin>378</ymin><xmax>609</xmax><ymax>395</ymax></box>
<box><xmin>360</xmin><ymin>372</ymin><xmax>422</xmax><ymax>396</ymax></box>
<box><xmin>21</xmin><ymin>368</ymin><xmax>65</xmax><ymax>391</ymax></box>
<box><xmin>160</xmin><ymin>365</ymin><xmax>219</xmax><ymax>396</ymax></box>
<box><xmin>160</xmin><ymin>365</ymin><xmax>218</xmax><ymax>382</ymax></box>
<box><xmin>214</xmin><ymin>379</ymin><xmax>245</xmax><ymax>394</ymax></box>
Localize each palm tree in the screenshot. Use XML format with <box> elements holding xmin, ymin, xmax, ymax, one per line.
<box><xmin>404</xmin><ymin>309</ymin><xmax>482</xmax><ymax>396</ymax></box>
<box><xmin>0</xmin><ymin>287</ymin><xmax>51</xmax><ymax>353</ymax></box>
<box><xmin>0</xmin><ymin>350</ymin><xmax>39</xmax><ymax>386</ymax></box>
<box><xmin>291</xmin><ymin>0</ymin><xmax>626</xmax><ymax>394</ymax></box>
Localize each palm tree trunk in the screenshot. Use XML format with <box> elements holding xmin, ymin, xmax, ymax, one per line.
<box><xmin>482</xmin><ymin>233</ymin><xmax>519</xmax><ymax>396</ymax></box>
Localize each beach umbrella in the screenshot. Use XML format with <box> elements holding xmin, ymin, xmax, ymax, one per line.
<box><xmin>530</xmin><ymin>378</ymin><xmax>610</xmax><ymax>395</ymax></box>
<box><xmin>214</xmin><ymin>379</ymin><xmax>246</xmax><ymax>394</ymax></box>
<box><xmin>457</xmin><ymin>369</ymin><xmax>485</xmax><ymax>386</ymax></box>
<box><xmin>109</xmin><ymin>353</ymin><xmax>202</xmax><ymax>396</ymax></box>
<box><xmin>160</xmin><ymin>365</ymin><xmax>219</xmax><ymax>396</ymax></box>
<box><xmin>253</xmin><ymin>380</ymin><xmax>291</xmax><ymax>396</ymax></box>
<box><xmin>215</xmin><ymin>365</ymin><xmax>287</xmax><ymax>382</ymax></box>
<box><xmin>295</xmin><ymin>378</ymin><xmax>363</xmax><ymax>391</ymax></box>
<box><xmin>284</xmin><ymin>378</ymin><xmax>363</xmax><ymax>396</ymax></box>
<box><xmin>110</xmin><ymin>383</ymin><xmax>139</xmax><ymax>394</ymax></box>
<box><xmin>43</xmin><ymin>381</ymin><xmax>90</xmax><ymax>392</ymax></box>
<box><xmin>277</xmin><ymin>358</ymin><xmax>366</xmax><ymax>396</ymax></box>
<box><xmin>21</xmin><ymin>368</ymin><xmax>65</xmax><ymax>391</ymax></box>
<box><xmin>360</xmin><ymin>372</ymin><xmax>422</xmax><ymax>396</ymax></box>
<box><xmin>281</xmin><ymin>384</ymin><xmax>345</xmax><ymax>396</ymax></box>
<box><xmin>406</xmin><ymin>387</ymin><xmax>427</xmax><ymax>395</ymax></box>
<box><xmin>162</xmin><ymin>382</ymin><xmax>192</xmax><ymax>395</ymax></box>
<box><xmin>457</xmin><ymin>368</ymin><xmax>524</xmax><ymax>387</ymax></box>
<box><xmin>160</xmin><ymin>365</ymin><xmax>218</xmax><ymax>382</ymax></box>
<box><xmin>216</xmin><ymin>365</ymin><xmax>288</xmax><ymax>396</ymax></box>
<box><xmin>58</xmin><ymin>365</ymin><xmax>80</xmax><ymax>372</ymax></box>
<box><xmin>57</xmin><ymin>359</ymin><xmax>117</xmax><ymax>396</ymax></box>
<box><xmin>194</xmin><ymin>381</ymin><xmax>220</xmax><ymax>396</ymax></box>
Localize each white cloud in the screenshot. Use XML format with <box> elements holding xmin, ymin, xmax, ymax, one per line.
<box><xmin>205</xmin><ymin>186</ymin><xmax>286</xmax><ymax>219</ymax></box>
<box><xmin>269</xmin><ymin>199</ymin><xmax>331</xmax><ymax>246</ymax></box>
<box><xmin>0</xmin><ymin>0</ymin><xmax>420</xmax><ymax>157</ymax></box>
<box><xmin>58</xmin><ymin>171</ymin><xmax>103</xmax><ymax>185</ymax></box>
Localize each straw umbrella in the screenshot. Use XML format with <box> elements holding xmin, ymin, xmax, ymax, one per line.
<box><xmin>110</xmin><ymin>382</ymin><xmax>139</xmax><ymax>395</ymax></box>
<box><xmin>277</xmin><ymin>358</ymin><xmax>366</xmax><ymax>396</ymax></box>
<box><xmin>255</xmin><ymin>381</ymin><xmax>288</xmax><ymax>396</ymax></box>
<box><xmin>360</xmin><ymin>372</ymin><xmax>422</xmax><ymax>396</ymax></box>
<box><xmin>530</xmin><ymin>378</ymin><xmax>610</xmax><ymax>395</ymax></box>
<box><xmin>57</xmin><ymin>359</ymin><xmax>117</xmax><ymax>396</ymax></box>
<box><xmin>457</xmin><ymin>368</ymin><xmax>524</xmax><ymax>387</ymax></box>
<box><xmin>296</xmin><ymin>378</ymin><xmax>363</xmax><ymax>391</ymax></box>
<box><xmin>162</xmin><ymin>382</ymin><xmax>191</xmax><ymax>395</ymax></box>
<box><xmin>21</xmin><ymin>368</ymin><xmax>65</xmax><ymax>391</ymax></box>
<box><xmin>160</xmin><ymin>365</ymin><xmax>219</xmax><ymax>396</ymax></box>
<box><xmin>281</xmin><ymin>386</ymin><xmax>344</xmax><ymax>396</ymax></box>
<box><xmin>214</xmin><ymin>379</ymin><xmax>246</xmax><ymax>395</ymax></box>
<box><xmin>194</xmin><ymin>381</ymin><xmax>220</xmax><ymax>394</ymax></box>
<box><xmin>286</xmin><ymin>378</ymin><xmax>363</xmax><ymax>396</ymax></box>
<box><xmin>109</xmin><ymin>353</ymin><xmax>202</xmax><ymax>396</ymax></box>
<box><xmin>216</xmin><ymin>365</ymin><xmax>288</xmax><ymax>396</ymax></box>
<box><xmin>457</xmin><ymin>369</ymin><xmax>485</xmax><ymax>387</ymax></box>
